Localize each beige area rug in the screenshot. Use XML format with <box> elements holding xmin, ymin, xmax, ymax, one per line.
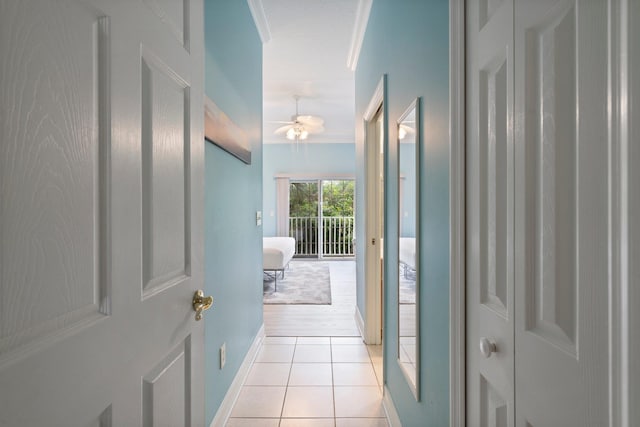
<box><xmin>263</xmin><ymin>261</ymin><xmax>331</xmax><ymax>305</ymax></box>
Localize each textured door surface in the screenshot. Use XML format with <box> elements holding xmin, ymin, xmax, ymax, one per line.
<box><xmin>0</xmin><ymin>0</ymin><xmax>204</xmax><ymax>425</ymax></box>
<box><xmin>466</xmin><ymin>1</ymin><xmax>515</xmax><ymax>425</ymax></box>
<box><xmin>468</xmin><ymin>1</ymin><xmax>615</xmax><ymax>426</ymax></box>
<box><xmin>514</xmin><ymin>1</ymin><xmax>610</xmax><ymax>425</ymax></box>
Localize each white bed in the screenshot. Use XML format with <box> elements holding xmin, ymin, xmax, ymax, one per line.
<box><xmin>399</xmin><ymin>237</ymin><xmax>416</xmax><ymax>279</ymax></box>
<box><xmin>263</xmin><ymin>237</ymin><xmax>296</xmax><ymax>290</ymax></box>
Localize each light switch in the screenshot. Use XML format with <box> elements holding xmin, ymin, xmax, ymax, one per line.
<box><xmin>256</xmin><ymin>211</ymin><xmax>262</xmax><ymax>226</ymax></box>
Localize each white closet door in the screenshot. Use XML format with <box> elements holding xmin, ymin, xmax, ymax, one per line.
<box><xmin>514</xmin><ymin>1</ymin><xmax>610</xmax><ymax>425</ymax></box>
<box><xmin>466</xmin><ymin>0</ymin><xmax>515</xmax><ymax>425</ymax></box>
<box><xmin>467</xmin><ymin>1</ymin><xmax>616</xmax><ymax>425</ymax></box>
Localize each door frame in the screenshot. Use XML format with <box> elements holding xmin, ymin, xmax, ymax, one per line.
<box><xmin>609</xmin><ymin>0</ymin><xmax>638</xmax><ymax>423</ymax></box>
<box><xmin>449</xmin><ymin>1</ymin><xmax>637</xmax><ymax>425</ymax></box>
<box><xmin>362</xmin><ymin>75</ymin><xmax>387</xmax><ymax>345</ymax></box>
<box><xmin>449</xmin><ymin>0</ymin><xmax>466</xmax><ymax>426</ymax></box>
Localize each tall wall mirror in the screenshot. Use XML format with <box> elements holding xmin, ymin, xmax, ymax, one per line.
<box><xmin>397</xmin><ymin>98</ymin><xmax>420</xmax><ymax>399</ymax></box>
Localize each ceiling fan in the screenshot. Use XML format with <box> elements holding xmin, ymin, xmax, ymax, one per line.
<box><xmin>273</xmin><ymin>95</ymin><xmax>325</xmax><ymax>141</ymax></box>
<box><xmin>398</xmin><ymin>122</ymin><xmax>415</xmax><ymax>140</ymax></box>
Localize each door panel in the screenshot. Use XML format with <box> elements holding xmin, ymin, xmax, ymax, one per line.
<box><xmin>143</xmin><ymin>338</ymin><xmax>191</xmax><ymax>426</ymax></box>
<box><xmin>480</xmin><ymin>53</ymin><xmax>511</xmax><ymax>319</ymax></box>
<box><xmin>141</xmin><ymin>50</ymin><xmax>190</xmax><ymax>295</ymax></box>
<box><xmin>142</xmin><ymin>0</ymin><xmax>188</xmax><ymax>48</ymax></box>
<box><xmin>0</xmin><ymin>0</ymin><xmax>109</xmax><ymax>365</ymax></box>
<box><xmin>466</xmin><ymin>0</ymin><xmax>514</xmax><ymax>425</ymax></box>
<box><xmin>523</xmin><ymin>2</ymin><xmax>578</xmax><ymax>355</ymax></box>
<box><xmin>0</xmin><ymin>0</ymin><xmax>204</xmax><ymax>425</ymax></box>
<box><xmin>515</xmin><ymin>0</ymin><xmax>610</xmax><ymax>425</ymax></box>
<box><xmin>480</xmin><ymin>375</ymin><xmax>509</xmax><ymax>427</ymax></box>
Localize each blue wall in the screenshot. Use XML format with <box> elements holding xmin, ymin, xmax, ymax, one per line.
<box><xmin>204</xmin><ymin>1</ymin><xmax>263</xmax><ymax>424</ymax></box>
<box><xmin>262</xmin><ymin>142</ymin><xmax>356</xmax><ymax>236</ymax></box>
<box><xmin>355</xmin><ymin>0</ymin><xmax>450</xmax><ymax>425</ymax></box>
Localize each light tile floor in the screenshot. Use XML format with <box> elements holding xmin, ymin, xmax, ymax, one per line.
<box><xmin>226</xmin><ymin>337</ymin><xmax>388</xmax><ymax>427</ymax></box>
<box><xmin>232</xmin><ymin>261</ymin><xmax>387</xmax><ymax>426</ymax></box>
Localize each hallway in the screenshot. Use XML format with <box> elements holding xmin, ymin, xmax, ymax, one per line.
<box><xmin>234</xmin><ymin>261</ymin><xmax>388</xmax><ymax>425</ymax></box>
<box><xmin>226</xmin><ymin>336</ymin><xmax>386</xmax><ymax>426</ymax></box>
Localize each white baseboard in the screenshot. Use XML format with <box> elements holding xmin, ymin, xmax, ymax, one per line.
<box><xmin>354</xmin><ymin>305</ymin><xmax>365</xmax><ymax>340</ymax></box>
<box><xmin>382</xmin><ymin>385</ymin><xmax>402</xmax><ymax>427</ymax></box>
<box><xmin>209</xmin><ymin>324</ymin><xmax>265</xmax><ymax>427</ymax></box>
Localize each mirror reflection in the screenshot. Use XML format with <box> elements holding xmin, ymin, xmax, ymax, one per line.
<box><xmin>398</xmin><ymin>99</ymin><xmax>419</xmax><ymax>398</ymax></box>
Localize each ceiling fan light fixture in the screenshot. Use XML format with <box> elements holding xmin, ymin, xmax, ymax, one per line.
<box><xmin>274</xmin><ymin>95</ymin><xmax>324</xmax><ymax>142</ymax></box>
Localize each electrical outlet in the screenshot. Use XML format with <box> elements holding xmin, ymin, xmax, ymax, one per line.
<box><xmin>220</xmin><ymin>343</ymin><xmax>226</xmax><ymax>369</ymax></box>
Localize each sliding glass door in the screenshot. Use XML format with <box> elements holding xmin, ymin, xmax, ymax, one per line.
<box><xmin>289</xmin><ymin>181</ymin><xmax>319</xmax><ymax>257</ymax></box>
<box><xmin>289</xmin><ymin>179</ymin><xmax>354</xmax><ymax>258</ymax></box>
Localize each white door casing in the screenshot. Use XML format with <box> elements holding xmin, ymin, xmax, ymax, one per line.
<box><xmin>466</xmin><ymin>0</ymin><xmax>515</xmax><ymax>424</ymax></box>
<box><xmin>362</xmin><ymin>76</ymin><xmax>387</xmax><ymax>345</ymax></box>
<box><xmin>619</xmin><ymin>1</ymin><xmax>640</xmax><ymax>423</ymax></box>
<box><xmin>0</xmin><ymin>0</ymin><xmax>204</xmax><ymax>425</ymax></box>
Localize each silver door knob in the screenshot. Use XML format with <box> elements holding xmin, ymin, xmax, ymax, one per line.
<box><xmin>479</xmin><ymin>337</ymin><xmax>497</xmax><ymax>358</ymax></box>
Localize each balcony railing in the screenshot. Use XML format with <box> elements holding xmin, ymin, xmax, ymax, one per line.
<box><xmin>289</xmin><ymin>216</ymin><xmax>355</xmax><ymax>257</ymax></box>
<box><xmin>289</xmin><ymin>217</ymin><xmax>318</xmax><ymax>256</ymax></box>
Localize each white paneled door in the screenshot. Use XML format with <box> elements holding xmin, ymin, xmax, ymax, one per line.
<box><xmin>0</xmin><ymin>0</ymin><xmax>205</xmax><ymax>425</ymax></box>
<box><xmin>514</xmin><ymin>1</ymin><xmax>609</xmax><ymax>425</ymax></box>
<box><xmin>466</xmin><ymin>0</ymin><xmax>515</xmax><ymax>424</ymax></box>
<box><xmin>467</xmin><ymin>0</ymin><xmax>611</xmax><ymax>426</ymax></box>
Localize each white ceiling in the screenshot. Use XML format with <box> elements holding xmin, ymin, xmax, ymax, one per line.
<box><xmin>253</xmin><ymin>0</ymin><xmax>369</xmax><ymax>144</ymax></box>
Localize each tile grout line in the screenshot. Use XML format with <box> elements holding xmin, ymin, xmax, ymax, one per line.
<box><xmin>330</xmin><ymin>336</ymin><xmax>337</xmax><ymax>427</ymax></box>
<box><xmin>368</xmin><ymin>343</ymin><xmax>384</xmax><ymax>391</ymax></box>
<box><xmin>278</xmin><ymin>337</ymin><xmax>297</xmax><ymax>425</ymax></box>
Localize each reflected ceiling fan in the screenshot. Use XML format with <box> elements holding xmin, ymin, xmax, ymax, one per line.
<box><xmin>273</xmin><ymin>95</ymin><xmax>325</xmax><ymax>141</ymax></box>
<box><xmin>398</xmin><ymin>122</ymin><xmax>416</xmax><ymax>140</ymax></box>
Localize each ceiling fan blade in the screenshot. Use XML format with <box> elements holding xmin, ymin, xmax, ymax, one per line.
<box><xmin>399</xmin><ymin>123</ymin><xmax>416</xmax><ymax>134</ymax></box>
<box><xmin>305</xmin><ymin>124</ymin><xmax>325</xmax><ymax>133</ymax></box>
<box><xmin>274</xmin><ymin>124</ymin><xmax>294</xmax><ymax>135</ymax></box>
<box><xmin>295</xmin><ymin>115</ymin><xmax>324</xmax><ymax>126</ymax></box>
<box><xmin>266</xmin><ymin>120</ymin><xmax>295</xmax><ymax>124</ymax></box>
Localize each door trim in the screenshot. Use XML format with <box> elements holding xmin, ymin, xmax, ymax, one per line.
<box><xmin>609</xmin><ymin>1</ymin><xmax>637</xmax><ymax>424</ymax></box>
<box><xmin>449</xmin><ymin>0</ymin><xmax>466</xmax><ymax>426</ymax></box>
<box><xmin>363</xmin><ymin>75</ymin><xmax>387</xmax><ymax>345</ymax></box>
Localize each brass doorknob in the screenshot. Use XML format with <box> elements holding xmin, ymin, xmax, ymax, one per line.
<box><xmin>192</xmin><ymin>290</ymin><xmax>213</xmax><ymax>321</ymax></box>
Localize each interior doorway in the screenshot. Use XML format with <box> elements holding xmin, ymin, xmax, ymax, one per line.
<box><xmin>264</xmin><ymin>177</ymin><xmax>359</xmax><ymax>336</ymax></box>
<box><xmin>361</xmin><ymin>76</ymin><xmax>387</xmax><ymax>346</ymax></box>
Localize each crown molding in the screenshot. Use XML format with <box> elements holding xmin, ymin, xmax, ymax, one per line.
<box><xmin>247</xmin><ymin>0</ymin><xmax>271</xmax><ymax>44</ymax></box>
<box><xmin>346</xmin><ymin>0</ymin><xmax>373</xmax><ymax>71</ymax></box>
